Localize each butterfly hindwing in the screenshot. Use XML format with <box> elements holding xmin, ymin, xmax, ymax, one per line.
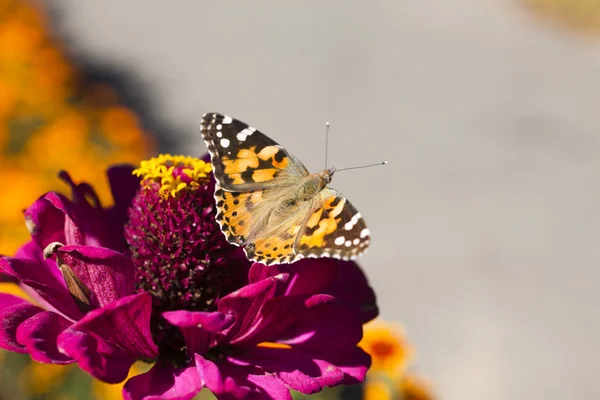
<box><xmin>201</xmin><ymin>113</ymin><xmax>308</xmax><ymax>192</ymax></box>
<box><xmin>294</xmin><ymin>188</ymin><xmax>370</xmax><ymax>261</ymax></box>
<box><xmin>245</xmin><ymin>231</ymin><xmax>300</xmax><ymax>265</ymax></box>
<box><xmin>214</xmin><ymin>185</ymin><xmax>260</xmax><ymax>246</ymax></box>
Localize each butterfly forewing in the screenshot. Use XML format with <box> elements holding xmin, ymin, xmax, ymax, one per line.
<box><xmin>201</xmin><ymin>113</ymin><xmax>308</xmax><ymax>192</ymax></box>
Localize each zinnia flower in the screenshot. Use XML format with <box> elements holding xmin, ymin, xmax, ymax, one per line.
<box><xmin>0</xmin><ymin>154</ymin><xmax>378</xmax><ymax>399</ymax></box>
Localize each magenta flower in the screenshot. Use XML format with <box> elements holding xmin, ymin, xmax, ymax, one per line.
<box><xmin>0</xmin><ymin>165</ymin><xmax>142</xmax><ymax>367</ymax></box>
<box><xmin>123</xmin><ymin>258</ymin><xmax>376</xmax><ymax>399</ymax></box>
<box><xmin>0</xmin><ymin>155</ymin><xmax>378</xmax><ymax>399</ymax></box>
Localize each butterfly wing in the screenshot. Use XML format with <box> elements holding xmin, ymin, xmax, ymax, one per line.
<box><xmin>215</xmin><ymin>182</ymin><xmax>317</xmax><ymax>264</ymax></box>
<box><xmin>293</xmin><ymin>188</ymin><xmax>370</xmax><ymax>261</ymax></box>
<box><xmin>201</xmin><ymin>113</ymin><xmax>308</xmax><ymax>192</ymax></box>
<box><xmin>214</xmin><ymin>185</ymin><xmax>260</xmax><ymax>246</ymax></box>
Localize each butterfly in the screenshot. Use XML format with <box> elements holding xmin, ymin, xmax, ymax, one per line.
<box><xmin>201</xmin><ymin>113</ymin><xmax>370</xmax><ymax>265</ymax></box>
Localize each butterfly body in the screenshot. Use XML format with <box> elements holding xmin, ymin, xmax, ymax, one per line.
<box><xmin>201</xmin><ymin>113</ymin><xmax>370</xmax><ymax>265</ymax></box>
<box><xmin>287</xmin><ymin>169</ymin><xmax>332</xmax><ymax>201</ymax></box>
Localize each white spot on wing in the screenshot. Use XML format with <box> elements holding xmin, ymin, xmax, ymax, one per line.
<box><xmin>334</xmin><ymin>236</ymin><xmax>345</xmax><ymax>246</ymax></box>
<box><xmin>360</xmin><ymin>228</ymin><xmax>370</xmax><ymax>239</ymax></box>
<box><xmin>353</xmin><ymin>238</ymin><xmax>360</xmax><ymax>245</ymax></box>
<box><xmin>216</xmin><ymin>124</ymin><xmax>222</xmax><ymax>130</ymax></box>
<box><xmin>222</xmin><ymin>116</ymin><xmax>232</xmax><ymax>124</ymax></box>
<box><xmin>216</xmin><ymin>131</ymin><xmax>222</xmax><ymax>138</ymax></box>
<box><xmin>345</xmin><ymin>240</ymin><xmax>352</xmax><ymax>247</ymax></box>
<box><xmin>344</xmin><ymin>213</ymin><xmax>361</xmax><ymax>231</ymax></box>
<box><xmin>220</xmin><ymin>138</ymin><xmax>230</xmax><ymax>148</ymax></box>
<box><xmin>236</xmin><ymin>128</ymin><xmax>255</xmax><ymax>142</ymax></box>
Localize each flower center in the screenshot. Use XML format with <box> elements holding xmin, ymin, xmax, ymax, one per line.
<box><xmin>371</xmin><ymin>340</ymin><xmax>397</xmax><ymax>359</ymax></box>
<box><xmin>125</xmin><ymin>154</ymin><xmax>244</xmax><ymax>313</ymax></box>
<box><xmin>133</xmin><ymin>154</ymin><xmax>213</xmax><ymax>198</ymax></box>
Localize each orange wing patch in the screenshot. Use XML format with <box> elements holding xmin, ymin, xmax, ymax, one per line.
<box><xmin>222</xmin><ymin>151</ymin><xmax>259</xmax><ymax>174</ymax></box>
<box><xmin>296</xmin><ymin>197</ymin><xmax>345</xmax><ymax>249</ymax></box>
<box><xmin>244</xmin><ymin>224</ymin><xmax>302</xmax><ymax>265</ymax></box>
<box><xmin>257</xmin><ymin>146</ymin><xmax>289</xmax><ymax>169</ymax></box>
<box><xmin>225</xmin><ymin>173</ymin><xmax>246</xmax><ymax>185</ymax></box>
<box><xmin>214</xmin><ymin>187</ymin><xmax>261</xmax><ymax>245</ymax></box>
<box><xmin>252</xmin><ymin>168</ymin><xmax>278</xmax><ymax>182</ymax></box>
<box><xmin>219</xmin><ymin>146</ymin><xmax>290</xmax><ymax>186</ymax></box>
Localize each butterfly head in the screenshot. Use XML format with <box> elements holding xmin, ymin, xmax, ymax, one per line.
<box><xmin>320</xmin><ymin>167</ymin><xmax>336</xmax><ymax>185</ymax></box>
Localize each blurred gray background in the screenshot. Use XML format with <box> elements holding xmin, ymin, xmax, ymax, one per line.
<box><xmin>47</xmin><ymin>1</ymin><xmax>600</xmax><ymax>399</ymax></box>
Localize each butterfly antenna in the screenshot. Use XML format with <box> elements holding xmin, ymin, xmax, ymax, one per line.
<box><xmin>335</xmin><ymin>161</ymin><xmax>388</xmax><ymax>173</ymax></box>
<box><xmin>324</xmin><ymin>121</ymin><xmax>330</xmax><ymax>170</ymax></box>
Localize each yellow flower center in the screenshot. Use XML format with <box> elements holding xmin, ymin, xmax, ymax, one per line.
<box><xmin>133</xmin><ymin>154</ymin><xmax>212</xmax><ymax>198</ymax></box>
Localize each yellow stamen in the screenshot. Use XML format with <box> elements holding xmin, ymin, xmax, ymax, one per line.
<box><xmin>133</xmin><ymin>154</ymin><xmax>212</xmax><ymax>198</ymax></box>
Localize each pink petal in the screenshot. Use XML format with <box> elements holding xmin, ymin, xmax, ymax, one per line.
<box><xmin>248</xmin><ymin>259</ymin><xmax>338</xmax><ymax>296</ymax></box>
<box><xmin>0</xmin><ymin>295</ymin><xmax>42</xmax><ymax>353</ymax></box>
<box><xmin>324</xmin><ymin>260</ymin><xmax>378</xmax><ymax>323</ymax></box>
<box><xmin>106</xmin><ymin>165</ymin><xmax>139</xmax><ymax>208</ymax></box>
<box><xmin>319</xmin><ymin>346</ymin><xmax>371</xmax><ymax>385</ymax></box>
<box><xmin>8</xmin><ymin>243</ymin><xmax>74</xmax><ymax>316</ymax></box>
<box><xmin>42</xmin><ymin>192</ymin><xmax>85</xmax><ymax>246</ymax></box>
<box><xmin>246</xmin><ymin>372</ymin><xmax>296</xmax><ymax>399</ymax></box>
<box><xmin>123</xmin><ymin>362</ymin><xmax>201</xmax><ymax>400</ymax></box>
<box><xmin>278</xmin><ymin>294</ymin><xmax>364</xmax><ymax>353</ymax></box>
<box><xmin>218</xmin><ymin>274</ymin><xmax>288</xmax><ymax>343</ymax></box>
<box><xmin>228</xmin><ymin>294</ymin><xmax>333</xmax><ymax>347</ymax></box>
<box><xmin>196</xmin><ymin>355</ymin><xmax>292</xmax><ymax>400</ymax></box>
<box><xmin>106</xmin><ymin>165</ymin><xmax>140</xmax><ymax>243</ymax></box>
<box><xmin>248</xmin><ymin>259</ymin><xmax>377</xmax><ymax>324</ymax></box>
<box><xmin>162</xmin><ymin>310</ymin><xmax>234</xmax><ymax>355</ymax></box>
<box><xmin>57</xmin><ymin>293</ymin><xmax>158</xmax><ymax>383</ymax></box>
<box><xmin>57</xmin><ymin>245</ymin><xmax>135</xmax><ymax>307</ymax></box>
<box><xmin>57</xmin><ymin>325</ymin><xmax>133</xmax><ymax>383</ymax></box>
<box><xmin>0</xmin><ymin>257</ymin><xmax>82</xmax><ymax>321</ymax></box>
<box><xmin>247</xmin><ymin>263</ymin><xmax>282</xmax><ymax>284</ymax></box>
<box><xmin>16</xmin><ymin>310</ymin><xmax>73</xmax><ymax>364</ymax></box>
<box><xmin>232</xmin><ymin>346</ymin><xmax>344</xmax><ymax>394</ymax></box>
<box><xmin>0</xmin><ymin>293</ymin><xmax>28</xmax><ymax>308</ymax></box>
<box><xmin>23</xmin><ymin>194</ymin><xmax>67</xmax><ymax>249</ymax></box>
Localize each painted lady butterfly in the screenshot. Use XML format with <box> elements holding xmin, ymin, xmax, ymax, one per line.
<box><xmin>201</xmin><ymin>113</ymin><xmax>370</xmax><ymax>265</ymax></box>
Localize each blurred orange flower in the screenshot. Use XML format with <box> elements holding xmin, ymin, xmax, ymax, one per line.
<box><xmin>360</xmin><ymin>319</ymin><xmax>414</xmax><ymax>376</ymax></box>
<box><xmin>360</xmin><ymin>319</ymin><xmax>435</xmax><ymax>400</ymax></box>
<box><xmin>0</xmin><ymin>0</ymin><xmax>154</xmax><ymax>257</ymax></box>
